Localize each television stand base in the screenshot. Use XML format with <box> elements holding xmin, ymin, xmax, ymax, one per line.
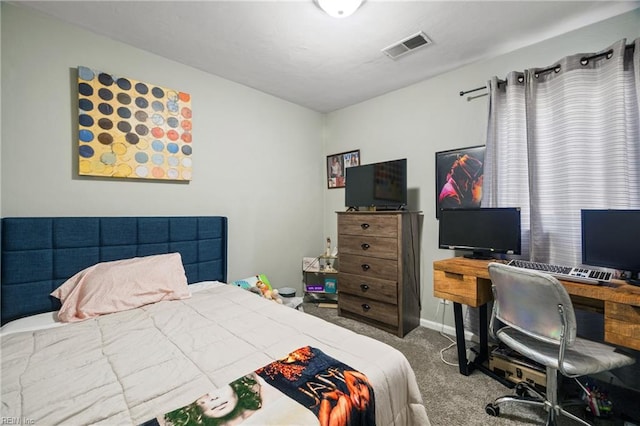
<box><xmin>370</xmin><ymin>206</ymin><xmax>406</xmax><ymax>212</ymax></box>
<box><xmin>346</xmin><ymin>206</ymin><xmax>407</xmax><ymax>212</ymax></box>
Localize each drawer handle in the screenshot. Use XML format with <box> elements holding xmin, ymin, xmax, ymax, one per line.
<box><xmin>360</xmin><ymin>223</ymin><xmax>370</xmax><ymax>230</ymax></box>
<box><xmin>361</xmin><ymin>243</ymin><xmax>370</xmax><ymax>250</ymax></box>
<box><xmin>360</xmin><ymin>284</ymin><xmax>369</xmax><ymax>291</ymax></box>
<box><xmin>361</xmin><ymin>303</ymin><xmax>371</xmax><ymax>312</ymax></box>
<box><xmin>361</xmin><ymin>264</ymin><xmax>370</xmax><ymax>271</ymax></box>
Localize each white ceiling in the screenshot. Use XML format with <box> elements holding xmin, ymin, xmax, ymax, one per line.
<box><xmin>13</xmin><ymin>1</ymin><xmax>640</xmax><ymax>113</ymax></box>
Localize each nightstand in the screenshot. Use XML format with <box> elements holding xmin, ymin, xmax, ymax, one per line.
<box><xmin>303</xmin><ymin>254</ymin><xmax>339</xmax><ymax>304</ymax></box>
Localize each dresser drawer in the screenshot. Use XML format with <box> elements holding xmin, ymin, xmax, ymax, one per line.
<box><xmin>339</xmin><ymin>235</ymin><xmax>398</xmax><ymax>259</ymax></box>
<box><xmin>339</xmin><ymin>293</ymin><xmax>399</xmax><ymax>327</ymax></box>
<box><xmin>338</xmin><ymin>214</ymin><xmax>398</xmax><ymax>238</ymax></box>
<box><xmin>339</xmin><ymin>254</ymin><xmax>398</xmax><ymax>282</ymax></box>
<box><xmin>338</xmin><ymin>272</ymin><xmax>398</xmax><ymax>304</ymax></box>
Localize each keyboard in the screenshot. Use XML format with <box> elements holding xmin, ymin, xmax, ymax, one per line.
<box><xmin>507</xmin><ymin>259</ymin><xmax>612</xmax><ymax>285</ymax></box>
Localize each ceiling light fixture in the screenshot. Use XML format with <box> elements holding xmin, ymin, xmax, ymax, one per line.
<box><xmin>315</xmin><ymin>0</ymin><xmax>364</xmax><ymax>18</ymax></box>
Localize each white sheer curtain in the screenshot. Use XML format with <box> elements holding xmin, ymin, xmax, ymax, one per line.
<box><xmin>484</xmin><ymin>38</ymin><xmax>640</xmax><ymax>266</ymax></box>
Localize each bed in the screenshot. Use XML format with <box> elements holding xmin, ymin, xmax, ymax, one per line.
<box><xmin>1</xmin><ymin>216</ymin><xmax>429</xmax><ymax>425</ymax></box>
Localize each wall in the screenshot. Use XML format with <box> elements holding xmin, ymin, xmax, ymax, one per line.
<box><xmin>323</xmin><ymin>9</ymin><xmax>640</xmax><ymax>332</ymax></box>
<box><xmin>0</xmin><ymin>3</ymin><xmax>325</xmax><ymax>290</ymax></box>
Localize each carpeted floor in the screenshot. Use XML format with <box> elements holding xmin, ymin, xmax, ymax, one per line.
<box><xmin>302</xmin><ymin>302</ymin><xmax>635</xmax><ymax>426</ymax></box>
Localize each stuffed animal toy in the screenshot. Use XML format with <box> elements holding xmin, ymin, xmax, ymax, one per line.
<box><xmin>230</xmin><ymin>274</ymin><xmax>283</xmax><ymax>304</ymax></box>
<box><xmin>255</xmin><ymin>278</ymin><xmax>283</xmax><ymax>304</ymax></box>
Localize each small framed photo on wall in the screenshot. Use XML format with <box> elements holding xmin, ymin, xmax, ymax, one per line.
<box><xmin>327</xmin><ymin>149</ymin><xmax>360</xmax><ymax>189</ymax></box>
<box><xmin>435</xmin><ymin>145</ymin><xmax>485</xmax><ymax>217</ymax></box>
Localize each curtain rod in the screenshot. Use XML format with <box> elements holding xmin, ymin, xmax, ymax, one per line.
<box><xmin>459</xmin><ymin>86</ymin><xmax>486</xmax><ymax>97</ymax></box>
<box><xmin>459</xmin><ymin>45</ymin><xmax>634</xmax><ymax>96</ymax></box>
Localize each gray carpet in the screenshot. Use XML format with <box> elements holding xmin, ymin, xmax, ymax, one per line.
<box><xmin>302</xmin><ymin>303</ymin><xmax>629</xmax><ymax>426</ymax></box>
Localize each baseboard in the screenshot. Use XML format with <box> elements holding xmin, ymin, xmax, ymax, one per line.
<box><xmin>419</xmin><ymin>318</ymin><xmax>477</xmax><ymax>343</ymax></box>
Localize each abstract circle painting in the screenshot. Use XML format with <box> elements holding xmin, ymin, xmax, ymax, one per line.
<box><xmin>77</xmin><ymin>66</ymin><xmax>192</xmax><ymax>181</ymax></box>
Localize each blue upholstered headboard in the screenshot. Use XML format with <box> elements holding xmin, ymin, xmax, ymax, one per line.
<box><xmin>1</xmin><ymin>216</ymin><xmax>228</xmax><ymax>325</ymax></box>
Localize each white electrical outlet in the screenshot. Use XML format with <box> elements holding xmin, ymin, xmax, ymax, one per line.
<box><xmin>439</xmin><ymin>299</ymin><xmax>450</xmax><ymax>305</ymax></box>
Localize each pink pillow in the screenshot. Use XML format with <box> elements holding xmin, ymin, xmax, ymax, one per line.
<box><xmin>51</xmin><ymin>253</ymin><xmax>191</xmax><ymax>322</ymax></box>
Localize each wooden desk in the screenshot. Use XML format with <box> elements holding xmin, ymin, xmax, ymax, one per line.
<box><xmin>433</xmin><ymin>257</ymin><xmax>640</xmax><ymax>376</ymax></box>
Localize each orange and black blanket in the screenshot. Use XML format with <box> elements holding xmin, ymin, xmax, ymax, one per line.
<box><xmin>256</xmin><ymin>346</ymin><xmax>376</xmax><ymax>426</ymax></box>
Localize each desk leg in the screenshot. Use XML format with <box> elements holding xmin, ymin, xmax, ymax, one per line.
<box><xmin>478</xmin><ymin>303</ymin><xmax>488</xmax><ymax>362</ymax></box>
<box><xmin>453</xmin><ymin>302</ymin><xmax>514</xmax><ymax>387</ymax></box>
<box><xmin>453</xmin><ymin>302</ymin><xmax>472</xmax><ymax>375</ymax></box>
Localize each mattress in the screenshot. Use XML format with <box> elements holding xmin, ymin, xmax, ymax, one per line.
<box><xmin>1</xmin><ymin>282</ymin><xmax>429</xmax><ymax>425</ymax></box>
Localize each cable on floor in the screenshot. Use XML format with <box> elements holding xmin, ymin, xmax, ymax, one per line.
<box><xmin>434</xmin><ymin>300</ymin><xmax>458</xmax><ymax>367</ymax></box>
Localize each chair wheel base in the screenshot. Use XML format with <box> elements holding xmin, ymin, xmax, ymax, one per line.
<box><xmin>485</xmin><ymin>403</ymin><xmax>500</xmax><ymax>417</ymax></box>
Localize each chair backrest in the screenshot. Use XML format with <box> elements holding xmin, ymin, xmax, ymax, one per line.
<box><xmin>488</xmin><ymin>263</ymin><xmax>577</xmax><ymax>346</ymax></box>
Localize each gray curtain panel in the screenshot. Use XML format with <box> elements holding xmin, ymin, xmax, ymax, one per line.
<box><xmin>483</xmin><ymin>38</ymin><xmax>640</xmax><ymax>266</ymax></box>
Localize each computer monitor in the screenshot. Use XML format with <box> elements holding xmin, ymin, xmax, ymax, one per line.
<box><xmin>438</xmin><ymin>207</ymin><xmax>521</xmax><ymax>259</ymax></box>
<box><xmin>581</xmin><ymin>209</ymin><xmax>640</xmax><ymax>286</ymax></box>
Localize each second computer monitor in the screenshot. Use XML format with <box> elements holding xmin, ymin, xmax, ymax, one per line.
<box><xmin>581</xmin><ymin>209</ymin><xmax>640</xmax><ymax>284</ymax></box>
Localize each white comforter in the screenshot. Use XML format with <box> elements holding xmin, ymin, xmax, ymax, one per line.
<box><xmin>1</xmin><ymin>282</ymin><xmax>429</xmax><ymax>425</ymax></box>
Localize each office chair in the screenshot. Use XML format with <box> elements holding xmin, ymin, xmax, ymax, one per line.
<box><xmin>485</xmin><ymin>263</ymin><xmax>635</xmax><ymax>425</ymax></box>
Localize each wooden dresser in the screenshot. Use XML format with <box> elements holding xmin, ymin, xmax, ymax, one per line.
<box><xmin>337</xmin><ymin>211</ymin><xmax>422</xmax><ymax>337</ymax></box>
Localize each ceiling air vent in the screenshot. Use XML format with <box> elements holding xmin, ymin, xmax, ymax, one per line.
<box><xmin>382</xmin><ymin>31</ymin><xmax>432</xmax><ymax>60</ymax></box>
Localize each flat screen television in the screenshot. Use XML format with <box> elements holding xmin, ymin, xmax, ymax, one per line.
<box><xmin>581</xmin><ymin>209</ymin><xmax>640</xmax><ymax>286</ymax></box>
<box><xmin>438</xmin><ymin>207</ymin><xmax>521</xmax><ymax>259</ymax></box>
<box><xmin>345</xmin><ymin>158</ymin><xmax>407</xmax><ymax>210</ymax></box>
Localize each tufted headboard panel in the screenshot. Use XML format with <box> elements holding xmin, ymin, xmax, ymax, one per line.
<box><xmin>1</xmin><ymin>216</ymin><xmax>228</xmax><ymax>325</ymax></box>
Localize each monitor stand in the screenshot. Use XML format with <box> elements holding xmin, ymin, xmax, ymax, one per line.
<box><xmin>626</xmin><ymin>278</ymin><xmax>640</xmax><ymax>287</ymax></box>
<box><xmin>623</xmin><ymin>271</ymin><xmax>640</xmax><ymax>287</ymax></box>
<box><xmin>463</xmin><ymin>251</ymin><xmax>494</xmax><ymax>260</ymax></box>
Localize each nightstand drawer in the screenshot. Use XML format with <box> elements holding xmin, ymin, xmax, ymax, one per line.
<box><xmin>339</xmin><ymin>235</ymin><xmax>398</xmax><ymax>259</ymax></box>
<box><xmin>339</xmin><ymin>254</ymin><xmax>398</xmax><ymax>282</ymax></box>
<box><xmin>338</xmin><ymin>272</ymin><xmax>398</xmax><ymax>304</ymax></box>
<box><xmin>338</xmin><ymin>214</ymin><xmax>398</xmax><ymax>238</ymax></box>
<box><xmin>339</xmin><ymin>293</ymin><xmax>399</xmax><ymax>327</ymax></box>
